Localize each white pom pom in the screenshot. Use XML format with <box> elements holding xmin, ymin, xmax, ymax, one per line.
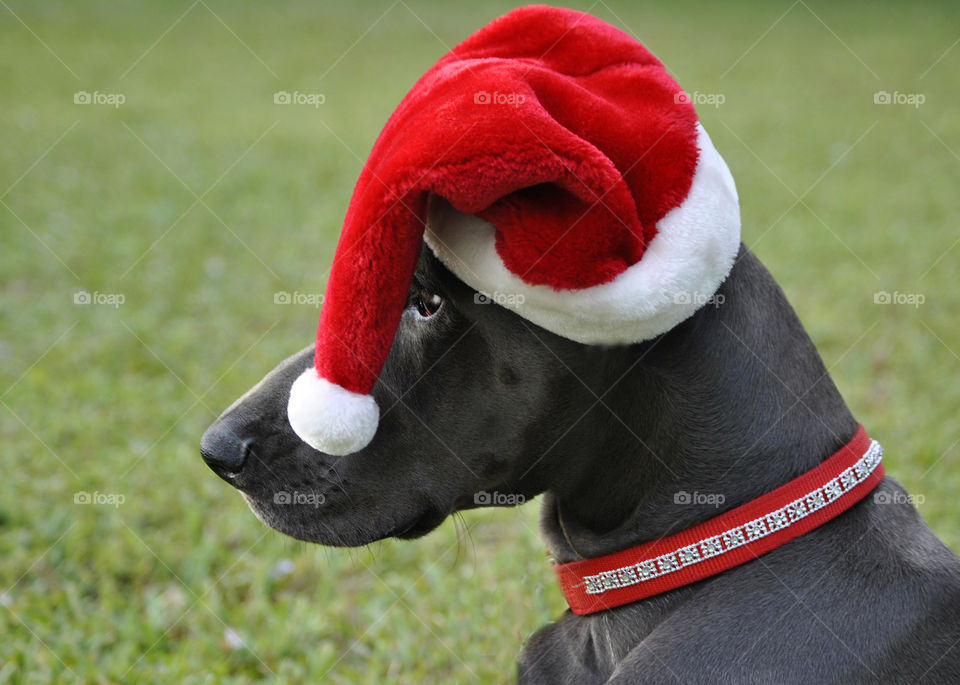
<box><xmin>287</xmin><ymin>370</ymin><xmax>380</xmax><ymax>456</ymax></box>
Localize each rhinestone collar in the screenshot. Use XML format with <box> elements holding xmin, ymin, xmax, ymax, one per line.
<box><xmin>554</xmin><ymin>425</ymin><xmax>884</xmax><ymax>615</ymax></box>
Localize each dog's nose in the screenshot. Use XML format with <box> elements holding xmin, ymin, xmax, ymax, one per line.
<box><xmin>200</xmin><ymin>422</ymin><xmax>254</xmax><ymax>483</ymax></box>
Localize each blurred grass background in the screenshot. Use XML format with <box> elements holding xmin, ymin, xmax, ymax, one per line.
<box><xmin>1</xmin><ymin>0</ymin><xmax>959</xmax><ymax>682</ymax></box>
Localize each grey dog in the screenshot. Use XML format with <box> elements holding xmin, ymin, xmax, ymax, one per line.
<box><xmin>202</xmin><ymin>201</ymin><xmax>960</xmax><ymax>681</ymax></box>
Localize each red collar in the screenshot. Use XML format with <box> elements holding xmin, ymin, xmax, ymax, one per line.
<box><xmin>554</xmin><ymin>425</ymin><xmax>884</xmax><ymax>615</ymax></box>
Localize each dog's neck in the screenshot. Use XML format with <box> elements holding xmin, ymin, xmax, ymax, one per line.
<box><xmin>533</xmin><ymin>247</ymin><xmax>858</xmax><ymax>564</ymax></box>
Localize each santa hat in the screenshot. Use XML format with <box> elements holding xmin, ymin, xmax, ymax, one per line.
<box><xmin>288</xmin><ymin>5</ymin><xmax>740</xmax><ymax>455</ymax></box>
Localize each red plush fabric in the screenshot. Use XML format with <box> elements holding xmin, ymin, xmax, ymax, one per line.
<box><xmin>316</xmin><ymin>5</ymin><xmax>699</xmax><ymax>394</ymax></box>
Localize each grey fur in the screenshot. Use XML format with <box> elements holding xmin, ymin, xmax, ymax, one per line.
<box><xmin>201</xmin><ymin>244</ymin><xmax>960</xmax><ymax>683</ymax></box>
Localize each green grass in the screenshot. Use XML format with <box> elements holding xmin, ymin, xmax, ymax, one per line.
<box><xmin>2</xmin><ymin>0</ymin><xmax>959</xmax><ymax>682</ymax></box>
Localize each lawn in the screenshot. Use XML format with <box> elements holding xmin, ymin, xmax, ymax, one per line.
<box><xmin>1</xmin><ymin>0</ymin><xmax>959</xmax><ymax>682</ymax></box>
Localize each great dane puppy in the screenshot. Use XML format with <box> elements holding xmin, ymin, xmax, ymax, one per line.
<box><xmin>202</xmin><ymin>201</ymin><xmax>960</xmax><ymax>682</ymax></box>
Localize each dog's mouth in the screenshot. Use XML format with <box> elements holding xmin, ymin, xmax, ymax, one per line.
<box><xmin>241</xmin><ymin>488</ymin><xmax>450</xmax><ymax>546</ymax></box>
<box><xmin>390</xmin><ymin>507</ymin><xmax>449</xmax><ymax>540</ymax></box>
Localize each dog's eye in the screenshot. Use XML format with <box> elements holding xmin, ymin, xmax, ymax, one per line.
<box><xmin>413</xmin><ymin>290</ymin><xmax>443</xmax><ymax>318</ymax></box>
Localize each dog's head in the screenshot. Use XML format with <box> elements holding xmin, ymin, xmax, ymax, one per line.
<box><xmin>202</xmin><ymin>5</ymin><xmax>751</xmax><ymax>551</ymax></box>
<box><xmin>200</xmin><ymin>221</ymin><xmax>848</xmax><ymax>556</ymax></box>
<box><xmin>200</xmin><ymin>235</ymin><xmax>612</xmax><ymax>546</ymax></box>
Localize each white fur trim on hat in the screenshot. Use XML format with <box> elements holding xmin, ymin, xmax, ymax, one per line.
<box><xmin>424</xmin><ymin>124</ymin><xmax>740</xmax><ymax>344</ymax></box>
<box><xmin>287</xmin><ymin>370</ymin><xmax>380</xmax><ymax>456</ymax></box>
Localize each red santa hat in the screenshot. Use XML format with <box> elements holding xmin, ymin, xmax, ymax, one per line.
<box><xmin>288</xmin><ymin>5</ymin><xmax>740</xmax><ymax>455</ymax></box>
